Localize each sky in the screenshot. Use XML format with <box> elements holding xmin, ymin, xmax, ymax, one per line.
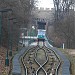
<box><xmin>37</xmin><ymin>0</ymin><xmax>54</xmax><ymax>9</ymax></box>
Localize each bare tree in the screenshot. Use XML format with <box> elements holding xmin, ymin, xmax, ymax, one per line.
<box><xmin>0</xmin><ymin>0</ymin><xmax>35</xmax><ymax>48</ymax></box>
<box><xmin>53</xmin><ymin>10</ymin><xmax>75</xmax><ymax>48</ymax></box>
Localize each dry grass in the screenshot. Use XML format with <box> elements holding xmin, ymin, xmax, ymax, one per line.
<box><xmin>0</xmin><ymin>47</ymin><xmax>9</xmax><ymax>75</ymax></box>
<box><xmin>0</xmin><ymin>45</ymin><xmax>21</xmax><ymax>75</ymax></box>
<box><xmin>36</xmin><ymin>49</ymin><xmax>46</xmax><ymax>65</ymax></box>
<box><xmin>58</xmin><ymin>48</ymin><xmax>75</xmax><ymax>75</ymax></box>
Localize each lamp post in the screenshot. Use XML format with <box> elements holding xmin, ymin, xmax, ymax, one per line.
<box><xmin>32</xmin><ymin>25</ymin><xmax>35</xmax><ymax>36</ymax></box>
<box><xmin>9</xmin><ymin>18</ymin><xmax>16</xmax><ymax>56</ymax></box>
<box><xmin>0</xmin><ymin>9</ymin><xmax>12</xmax><ymax>47</ymax></box>
<box><xmin>6</xmin><ymin>9</ymin><xmax>13</xmax><ymax>66</ymax></box>
<box><xmin>13</xmin><ymin>21</ymin><xmax>19</xmax><ymax>51</ymax></box>
<box><xmin>0</xmin><ymin>12</ymin><xmax>2</xmax><ymax>47</ymax></box>
<box><xmin>26</xmin><ymin>29</ymin><xmax>28</xmax><ymax>46</ymax></box>
<box><xmin>29</xmin><ymin>26</ymin><xmax>35</xmax><ymax>44</ymax></box>
<box><xmin>24</xmin><ymin>29</ymin><xmax>25</xmax><ymax>47</ymax></box>
<box><xmin>17</xmin><ymin>27</ymin><xmax>19</xmax><ymax>50</ymax></box>
<box><xmin>25</xmin><ymin>28</ymin><xmax>27</xmax><ymax>47</ymax></box>
<box><xmin>21</xmin><ymin>28</ymin><xmax>27</xmax><ymax>47</ymax></box>
<box><xmin>29</xmin><ymin>29</ymin><xmax>31</xmax><ymax>45</ymax></box>
<box><xmin>0</xmin><ymin>9</ymin><xmax>13</xmax><ymax>66</ymax></box>
<box><xmin>0</xmin><ymin>9</ymin><xmax>12</xmax><ymax>66</ymax></box>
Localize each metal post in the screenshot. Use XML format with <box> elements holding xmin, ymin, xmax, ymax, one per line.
<box><xmin>24</xmin><ymin>30</ymin><xmax>25</xmax><ymax>47</ymax></box>
<box><xmin>0</xmin><ymin>12</ymin><xmax>2</xmax><ymax>47</ymax></box>
<box><xmin>5</xmin><ymin>12</ymin><xmax>10</xmax><ymax>66</ymax></box>
<box><xmin>5</xmin><ymin>49</ymin><xmax>9</xmax><ymax>66</ymax></box>
<box><xmin>27</xmin><ymin>30</ymin><xmax>29</xmax><ymax>46</ymax></box>
<box><xmin>29</xmin><ymin>29</ymin><xmax>31</xmax><ymax>45</ymax></box>
<box><xmin>9</xmin><ymin>18</ymin><xmax>16</xmax><ymax>56</ymax></box>
<box><xmin>4</xmin><ymin>9</ymin><xmax>12</xmax><ymax>66</ymax></box>
<box><xmin>23</xmin><ymin>30</ymin><xmax>25</xmax><ymax>47</ymax></box>
<box><xmin>13</xmin><ymin>21</ymin><xmax>19</xmax><ymax>51</ymax></box>
<box><xmin>30</xmin><ymin>29</ymin><xmax>32</xmax><ymax>44</ymax></box>
<box><xmin>0</xmin><ymin>9</ymin><xmax>13</xmax><ymax>66</ymax></box>
<box><xmin>17</xmin><ymin>25</ymin><xmax>20</xmax><ymax>51</ymax></box>
<box><xmin>16</xmin><ymin>28</ymin><xmax>19</xmax><ymax>51</ymax></box>
<box><xmin>16</xmin><ymin>32</ymin><xmax>19</xmax><ymax>51</ymax></box>
<box><xmin>9</xmin><ymin>19</ymin><xmax>12</xmax><ymax>56</ymax></box>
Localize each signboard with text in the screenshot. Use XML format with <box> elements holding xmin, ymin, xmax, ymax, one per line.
<box><xmin>37</xmin><ymin>29</ymin><xmax>46</xmax><ymax>39</ymax></box>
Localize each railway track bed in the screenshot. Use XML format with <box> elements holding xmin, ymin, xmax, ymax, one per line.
<box><xmin>21</xmin><ymin>46</ymin><xmax>61</xmax><ymax>75</ymax></box>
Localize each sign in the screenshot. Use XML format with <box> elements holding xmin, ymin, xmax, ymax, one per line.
<box><xmin>38</xmin><ymin>29</ymin><xmax>46</xmax><ymax>36</ymax></box>
<box><xmin>38</xmin><ymin>35</ymin><xmax>44</xmax><ymax>39</ymax></box>
<box><xmin>37</xmin><ymin>29</ymin><xmax>46</xmax><ymax>39</ymax></box>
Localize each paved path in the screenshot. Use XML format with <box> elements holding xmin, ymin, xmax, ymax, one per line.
<box><xmin>45</xmin><ymin>37</ymin><xmax>70</xmax><ymax>75</ymax></box>
<box><xmin>12</xmin><ymin>47</ymin><xmax>32</xmax><ymax>75</ymax></box>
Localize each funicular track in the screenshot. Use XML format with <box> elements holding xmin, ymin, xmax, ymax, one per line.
<box><xmin>21</xmin><ymin>45</ymin><xmax>61</xmax><ymax>75</ymax></box>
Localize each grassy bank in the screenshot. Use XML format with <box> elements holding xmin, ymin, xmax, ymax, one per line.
<box><xmin>58</xmin><ymin>48</ymin><xmax>75</xmax><ymax>75</ymax></box>
<box><xmin>0</xmin><ymin>45</ymin><xmax>22</xmax><ymax>75</ymax></box>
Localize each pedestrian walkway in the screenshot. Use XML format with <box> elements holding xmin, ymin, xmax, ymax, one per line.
<box><xmin>45</xmin><ymin>37</ymin><xmax>70</xmax><ymax>75</ymax></box>
<box><xmin>12</xmin><ymin>47</ymin><xmax>32</xmax><ymax>75</ymax></box>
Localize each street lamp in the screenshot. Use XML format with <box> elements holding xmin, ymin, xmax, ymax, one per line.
<box><xmin>0</xmin><ymin>9</ymin><xmax>12</xmax><ymax>66</ymax></box>
<box><xmin>9</xmin><ymin>18</ymin><xmax>16</xmax><ymax>56</ymax></box>
<box><xmin>0</xmin><ymin>9</ymin><xmax>12</xmax><ymax>47</ymax></box>
<box><xmin>0</xmin><ymin>12</ymin><xmax>3</xmax><ymax>47</ymax></box>
<box><xmin>20</xmin><ymin>28</ymin><xmax>27</xmax><ymax>47</ymax></box>
<box><xmin>0</xmin><ymin>9</ymin><xmax>11</xmax><ymax>47</ymax></box>
<box><xmin>6</xmin><ymin>9</ymin><xmax>13</xmax><ymax>66</ymax></box>
<box><xmin>13</xmin><ymin>21</ymin><xmax>20</xmax><ymax>51</ymax></box>
<box><xmin>29</xmin><ymin>26</ymin><xmax>35</xmax><ymax>45</ymax></box>
<box><xmin>31</xmin><ymin>25</ymin><xmax>35</xmax><ymax>38</ymax></box>
<box><xmin>0</xmin><ymin>8</ymin><xmax>13</xmax><ymax>66</ymax></box>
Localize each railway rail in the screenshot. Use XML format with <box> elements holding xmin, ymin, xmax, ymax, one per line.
<box><xmin>12</xmin><ymin>36</ymin><xmax>70</xmax><ymax>75</ymax></box>
<box><xmin>21</xmin><ymin>46</ymin><xmax>61</xmax><ymax>75</ymax></box>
